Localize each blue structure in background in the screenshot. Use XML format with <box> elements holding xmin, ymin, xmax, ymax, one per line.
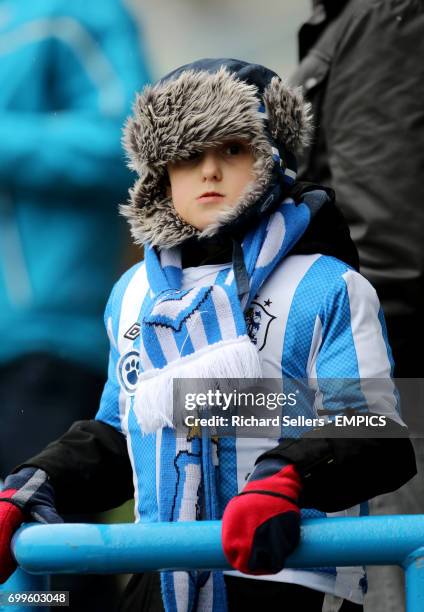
<box><xmin>0</xmin><ymin>516</ymin><xmax>423</xmax><ymax>611</ymax></box>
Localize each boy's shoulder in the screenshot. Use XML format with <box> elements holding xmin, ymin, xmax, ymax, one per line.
<box><xmin>112</xmin><ymin>259</ymin><xmax>145</xmax><ymax>293</ymax></box>
<box><xmin>106</xmin><ymin>260</ymin><xmax>147</xmax><ymax>316</ymax></box>
<box><xmin>273</xmin><ymin>252</ymin><xmax>354</xmax><ymax>287</ymax></box>
<box><xmin>292</xmin><ymin>253</ymin><xmax>379</xmax><ymax>319</ymax></box>
<box><xmin>271</xmin><ymin>253</ymin><xmax>378</xmax><ymax>311</ymax></box>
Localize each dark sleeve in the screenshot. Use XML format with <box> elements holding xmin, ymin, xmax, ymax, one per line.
<box><xmin>15</xmin><ymin>419</ymin><xmax>134</xmax><ymax>514</ymax></box>
<box><xmin>294</xmin><ymin>0</ymin><xmax>424</xmax><ymax>315</ymax></box>
<box><xmin>256</xmin><ymin>417</ymin><xmax>416</xmax><ymax>512</ymax></box>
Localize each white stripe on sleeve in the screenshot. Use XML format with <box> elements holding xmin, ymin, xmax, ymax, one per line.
<box><xmin>343</xmin><ymin>270</ymin><xmax>403</xmax><ymax>424</ymax></box>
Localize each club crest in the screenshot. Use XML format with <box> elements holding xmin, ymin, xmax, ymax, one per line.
<box><xmin>245</xmin><ymin>299</ymin><xmax>276</xmax><ymax>351</ymax></box>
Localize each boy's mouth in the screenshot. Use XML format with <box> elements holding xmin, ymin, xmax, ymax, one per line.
<box><xmin>197</xmin><ymin>191</ymin><xmax>225</xmax><ymax>202</ymax></box>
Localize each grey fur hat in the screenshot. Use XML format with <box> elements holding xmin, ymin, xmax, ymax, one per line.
<box><xmin>121</xmin><ymin>58</ymin><xmax>312</xmax><ymax>248</ymax></box>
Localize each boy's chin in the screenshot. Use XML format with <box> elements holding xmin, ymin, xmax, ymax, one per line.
<box><xmin>180</xmin><ymin>202</ymin><xmax>239</xmax><ymax>238</ymax></box>
<box><xmin>190</xmin><ymin>213</ymin><xmax>224</xmax><ymax>233</ymax></box>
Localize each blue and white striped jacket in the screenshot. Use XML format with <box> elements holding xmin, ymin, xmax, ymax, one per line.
<box><xmin>96</xmin><ymin>251</ymin><xmax>402</xmax><ymax>603</ymax></box>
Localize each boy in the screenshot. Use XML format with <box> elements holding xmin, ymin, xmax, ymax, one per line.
<box><xmin>0</xmin><ymin>59</ymin><xmax>416</xmax><ymax>612</ymax></box>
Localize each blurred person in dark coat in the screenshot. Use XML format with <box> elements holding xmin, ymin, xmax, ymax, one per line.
<box><xmin>291</xmin><ymin>1</ymin><xmax>424</xmax><ymax>611</ymax></box>
<box><xmin>0</xmin><ymin>0</ymin><xmax>150</xmax><ymax>608</ymax></box>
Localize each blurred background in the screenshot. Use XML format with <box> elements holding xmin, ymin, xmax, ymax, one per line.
<box><xmin>128</xmin><ymin>0</ymin><xmax>309</xmax><ymax>79</ymax></box>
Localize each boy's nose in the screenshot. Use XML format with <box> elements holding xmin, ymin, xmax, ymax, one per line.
<box><xmin>201</xmin><ymin>152</ymin><xmax>222</xmax><ymax>181</ymax></box>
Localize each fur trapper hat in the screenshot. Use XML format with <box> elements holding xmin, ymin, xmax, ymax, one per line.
<box><xmin>121</xmin><ymin>58</ymin><xmax>312</xmax><ymax>248</ymax></box>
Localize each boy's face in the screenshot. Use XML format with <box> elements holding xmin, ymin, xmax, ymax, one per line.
<box><xmin>167</xmin><ymin>140</ymin><xmax>255</xmax><ymax>231</ymax></box>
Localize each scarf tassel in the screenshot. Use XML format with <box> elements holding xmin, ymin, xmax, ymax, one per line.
<box><xmin>134</xmin><ymin>335</ymin><xmax>262</xmax><ymax>434</ymax></box>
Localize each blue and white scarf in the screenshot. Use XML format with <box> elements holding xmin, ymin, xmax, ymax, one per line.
<box><xmin>134</xmin><ymin>196</ymin><xmax>318</xmax><ymax>433</ymax></box>
<box><xmin>133</xmin><ymin>194</ymin><xmax>323</xmax><ymax>611</ymax></box>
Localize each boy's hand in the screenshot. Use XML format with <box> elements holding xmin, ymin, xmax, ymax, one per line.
<box><xmin>221</xmin><ymin>458</ymin><xmax>301</xmax><ymax>575</ymax></box>
<box><xmin>0</xmin><ymin>467</ymin><xmax>63</xmax><ymax>583</ymax></box>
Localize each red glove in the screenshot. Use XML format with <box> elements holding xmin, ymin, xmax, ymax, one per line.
<box><xmin>222</xmin><ymin>458</ymin><xmax>301</xmax><ymax>575</ymax></box>
<box><xmin>0</xmin><ymin>468</ymin><xmax>62</xmax><ymax>584</ymax></box>
<box><xmin>0</xmin><ymin>489</ymin><xmax>25</xmax><ymax>583</ymax></box>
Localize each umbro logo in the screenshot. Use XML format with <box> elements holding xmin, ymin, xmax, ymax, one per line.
<box><xmin>124</xmin><ymin>322</ymin><xmax>140</xmax><ymax>340</ymax></box>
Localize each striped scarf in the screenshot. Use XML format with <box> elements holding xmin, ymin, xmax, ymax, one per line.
<box><xmin>133</xmin><ymin>194</ymin><xmax>322</xmax><ymax>611</ymax></box>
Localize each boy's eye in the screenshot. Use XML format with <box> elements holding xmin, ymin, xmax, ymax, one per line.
<box><xmin>224</xmin><ymin>143</ymin><xmax>243</xmax><ymax>156</ymax></box>
<box><xmin>172</xmin><ymin>151</ymin><xmax>202</xmax><ymax>168</ymax></box>
<box><xmin>187</xmin><ymin>151</ymin><xmax>202</xmax><ymax>161</ymax></box>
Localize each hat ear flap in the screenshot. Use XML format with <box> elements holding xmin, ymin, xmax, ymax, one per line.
<box><xmin>122</xmin><ymin>114</ymin><xmax>142</xmax><ymax>173</ymax></box>
<box><xmin>263</xmin><ymin>77</ymin><xmax>313</xmax><ymax>153</ymax></box>
<box><xmin>122</xmin><ymin>87</ymin><xmax>161</xmax><ymax>175</ymax></box>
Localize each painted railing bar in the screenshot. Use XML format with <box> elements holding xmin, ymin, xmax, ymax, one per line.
<box><xmin>11</xmin><ymin>515</ymin><xmax>424</xmax><ymax>575</ymax></box>
<box><xmin>404</xmin><ymin>547</ymin><xmax>424</xmax><ymax>611</ymax></box>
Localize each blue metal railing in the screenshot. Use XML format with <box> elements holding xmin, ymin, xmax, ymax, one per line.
<box><xmin>1</xmin><ymin>516</ymin><xmax>424</xmax><ymax>611</ymax></box>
